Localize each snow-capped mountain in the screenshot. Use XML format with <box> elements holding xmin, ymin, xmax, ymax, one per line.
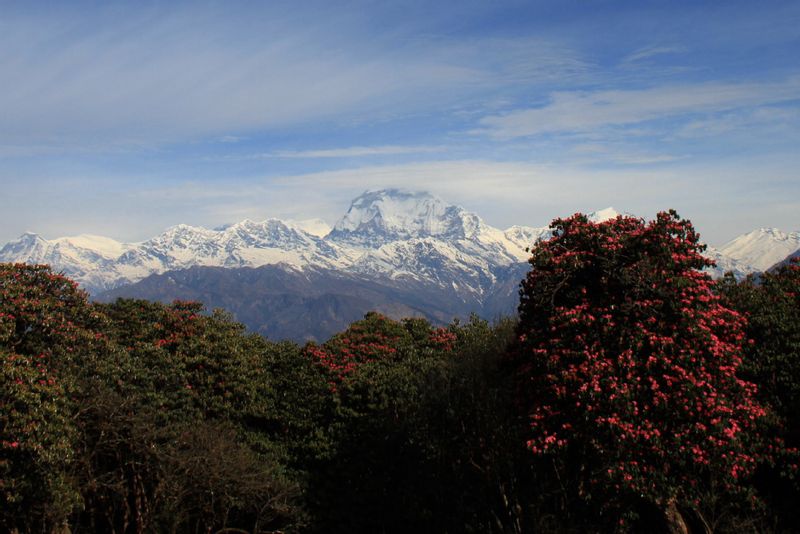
<box><xmin>717</xmin><ymin>228</ymin><xmax>800</xmax><ymax>273</ymax></box>
<box><xmin>1</xmin><ymin>189</ymin><xmax>794</xmax><ymax>296</ymax></box>
<box><xmin>0</xmin><ymin>190</ymin><xmax>555</xmax><ymax>295</ymax></box>
<box><xmin>701</xmin><ymin>247</ymin><xmax>753</xmax><ymax>280</ymax></box>
<box><xmin>0</xmin><ymin>218</ymin><xmax>351</xmax><ymax>292</ymax></box>
<box><xmin>328</xmin><ymin>189</ymin><xmax>493</xmax><ymax>247</ymax></box>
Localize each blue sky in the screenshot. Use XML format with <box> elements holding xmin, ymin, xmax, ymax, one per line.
<box><xmin>1</xmin><ymin>0</ymin><xmax>798</xmax><ymax>245</ymax></box>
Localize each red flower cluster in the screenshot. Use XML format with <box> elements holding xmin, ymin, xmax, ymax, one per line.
<box><xmin>516</xmin><ymin>211</ymin><xmax>774</xmax><ymax>504</ymax></box>
<box><xmin>304</xmin><ymin>312</ymin><xmax>454</xmax><ymax>388</ymax></box>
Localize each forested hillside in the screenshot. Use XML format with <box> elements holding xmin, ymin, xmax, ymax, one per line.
<box><xmin>2</xmin><ymin>212</ymin><xmax>799</xmax><ymax>533</ymax></box>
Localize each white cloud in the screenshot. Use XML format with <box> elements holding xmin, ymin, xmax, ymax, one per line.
<box><xmin>251</xmin><ymin>159</ymin><xmax>800</xmax><ymax>244</ymax></box>
<box><xmin>477</xmin><ymin>77</ymin><xmax>800</xmax><ymax>139</ymax></box>
<box><xmin>267</xmin><ymin>145</ymin><xmax>446</xmax><ymax>158</ymax></box>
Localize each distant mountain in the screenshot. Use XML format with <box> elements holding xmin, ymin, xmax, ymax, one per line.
<box><xmin>329</xmin><ymin>189</ymin><xmax>501</xmax><ymax>246</ymax></box>
<box><xmin>1</xmin><ymin>218</ymin><xmax>351</xmax><ymax>293</ymax></box>
<box><xmin>1</xmin><ymin>189</ymin><xmax>570</xmax><ymax>295</ymax></box>
<box><xmin>701</xmin><ymin>247</ymin><xmax>753</xmax><ymax>280</ymax></box>
<box><xmin>96</xmin><ymin>263</ymin><xmax>524</xmax><ymax>342</ymax></box>
<box><xmin>3</xmin><ymin>189</ymin><xmax>798</xmax><ymax>340</ymax></box>
<box><xmin>717</xmin><ymin>228</ymin><xmax>800</xmax><ymax>273</ymax></box>
<box><xmin>768</xmin><ymin>248</ymin><xmax>800</xmax><ymax>272</ymax></box>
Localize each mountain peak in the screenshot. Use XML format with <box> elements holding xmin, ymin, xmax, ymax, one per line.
<box><xmin>327</xmin><ymin>188</ymin><xmax>497</xmax><ymax>247</ymax></box>
<box><xmin>335</xmin><ymin>189</ymin><xmax>441</xmax><ymax>229</ymax></box>
<box><xmin>718</xmin><ymin>226</ymin><xmax>800</xmax><ymax>271</ymax></box>
<box><xmin>14</xmin><ymin>231</ymin><xmax>46</xmax><ymax>242</ymax></box>
<box><xmin>287</xmin><ymin>218</ymin><xmax>331</xmax><ymax>238</ymax></box>
<box><xmin>53</xmin><ymin>234</ymin><xmax>129</xmax><ymax>258</ymax></box>
<box><xmin>588</xmin><ymin>207</ymin><xmax>620</xmax><ymax>223</ymax></box>
<box><xmin>329</xmin><ymin>189</ymin><xmax>460</xmax><ymax>245</ymax></box>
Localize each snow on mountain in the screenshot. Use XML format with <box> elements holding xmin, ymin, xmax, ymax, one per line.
<box><xmin>588</xmin><ymin>207</ymin><xmax>621</xmax><ymax>223</ymax></box>
<box><xmin>1</xmin><ymin>232</ymin><xmax>52</xmax><ymax>261</ymax></box>
<box><xmin>0</xmin><ymin>219</ymin><xmax>348</xmax><ymax>293</ymax></box>
<box><xmin>702</xmin><ymin>246</ymin><xmax>753</xmax><ymax>280</ymax></box>
<box><xmin>328</xmin><ymin>189</ymin><xmax>496</xmax><ymax>247</ymax></box>
<box><xmin>0</xmin><ymin>190</ymin><xmax>791</xmax><ymax>294</ymax></box>
<box><xmin>772</xmin><ymin>249</ymin><xmax>800</xmax><ymax>271</ymax></box>
<box><xmin>717</xmin><ymin>228</ymin><xmax>800</xmax><ymax>273</ymax></box>
<box><xmin>503</xmin><ymin>225</ymin><xmax>552</xmax><ymax>254</ymax></box>
<box><xmin>331</xmin><ymin>190</ymin><xmax>446</xmax><ymax>237</ymax></box>
<box><xmin>287</xmin><ymin>218</ymin><xmax>332</xmax><ymax>238</ymax></box>
<box><xmin>0</xmin><ymin>232</ymin><xmax>141</xmax><ymax>291</ymax></box>
<box><xmin>325</xmin><ymin>190</ymin><xmax>554</xmax><ymax>298</ymax></box>
<box><xmin>53</xmin><ymin>234</ymin><xmax>132</xmax><ymax>257</ymax></box>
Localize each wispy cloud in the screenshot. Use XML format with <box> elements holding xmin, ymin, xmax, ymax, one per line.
<box><xmin>1</xmin><ymin>1</ymin><xmax>798</xmax><ymax>250</ymax></box>
<box><xmin>217</xmin><ymin>135</ymin><xmax>247</xmax><ymax>144</ymax></box>
<box><xmin>477</xmin><ymin>77</ymin><xmax>800</xmax><ymax>139</ymax></box>
<box><xmin>0</xmin><ymin>7</ymin><xmax>482</xmax><ymax>148</ymax></box>
<box><xmin>570</xmin><ymin>143</ymin><xmax>682</xmax><ymax>165</ymax></box>
<box><xmin>200</xmin><ymin>145</ymin><xmax>447</xmax><ymax>162</ymax></box>
<box><xmin>268</xmin><ymin>145</ymin><xmax>446</xmax><ymax>158</ymax></box>
<box><xmin>622</xmin><ymin>45</ymin><xmax>686</xmax><ymax>64</ymax></box>
<box><xmin>0</xmin><ymin>7</ymin><xmax>587</xmax><ymax>151</ymax></box>
<box><xmin>2</xmin><ymin>155</ymin><xmax>798</xmax><ymax>246</ymax></box>
<box><xmin>677</xmin><ymin>106</ymin><xmax>800</xmax><ymax>138</ymax></box>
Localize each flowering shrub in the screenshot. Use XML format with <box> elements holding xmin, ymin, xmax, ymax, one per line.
<box><xmin>304</xmin><ymin>312</ymin><xmax>455</xmax><ymax>387</ymax></box>
<box><xmin>515</xmin><ymin>211</ymin><xmax>775</xmax><ymax>521</ymax></box>
<box><xmin>0</xmin><ymin>264</ymin><xmax>94</xmax><ymax>530</ymax></box>
<box><xmin>99</xmin><ymin>299</ymin><xmax>266</xmax><ymax>423</ymax></box>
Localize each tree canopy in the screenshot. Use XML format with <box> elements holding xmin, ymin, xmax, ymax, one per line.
<box><xmin>515</xmin><ymin>212</ymin><xmax>777</xmax><ymax>529</ymax></box>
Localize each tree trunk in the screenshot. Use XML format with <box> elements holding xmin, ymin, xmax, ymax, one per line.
<box><xmin>664</xmin><ymin>499</ymin><xmax>689</xmax><ymax>534</ymax></box>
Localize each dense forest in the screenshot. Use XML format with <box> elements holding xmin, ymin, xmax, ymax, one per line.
<box><xmin>2</xmin><ymin>211</ymin><xmax>799</xmax><ymax>533</ymax></box>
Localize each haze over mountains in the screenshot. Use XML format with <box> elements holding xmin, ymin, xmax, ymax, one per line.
<box><xmin>2</xmin><ymin>189</ymin><xmax>798</xmax><ymax>341</ymax></box>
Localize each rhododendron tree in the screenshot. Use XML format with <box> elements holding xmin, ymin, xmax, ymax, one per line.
<box><xmin>515</xmin><ymin>211</ymin><xmax>773</xmax><ymax>529</ymax></box>
<box><xmin>304</xmin><ymin>311</ymin><xmax>455</xmax><ymax>387</ymax></box>
<box><xmin>0</xmin><ymin>264</ymin><xmax>100</xmax><ymax>531</ymax></box>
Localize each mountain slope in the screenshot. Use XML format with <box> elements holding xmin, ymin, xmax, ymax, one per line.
<box><xmin>718</xmin><ymin>228</ymin><xmax>800</xmax><ymax>273</ymax></box>
<box><xmin>96</xmin><ymin>264</ymin><xmax>518</xmax><ymax>342</ymax></box>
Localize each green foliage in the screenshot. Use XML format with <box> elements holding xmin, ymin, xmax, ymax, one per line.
<box><xmin>303</xmin><ymin>312</ymin><xmax>536</xmax><ymax>533</ymax></box>
<box><xmin>411</xmin><ymin>315</ymin><xmax>541</xmax><ymax>532</ymax></box>
<box><xmin>0</xmin><ymin>346</ymin><xmax>76</xmax><ymax>531</ymax></box>
<box><xmin>301</xmin><ymin>313</ymin><xmax>452</xmax><ymax>532</ymax></box>
<box><xmin>717</xmin><ymin>260</ymin><xmax>800</xmax><ymax>531</ymax></box>
<box><xmin>2</xmin><ymin>246</ymin><xmax>800</xmax><ymax>532</ymax></box>
<box><xmin>302</xmin><ymin>311</ymin><xmax>455</xmax><ymax>387</ymax></box>
<box><xmin>0</xmin><ymin>264</ymin><xmax>92</xmax><ymax>531</ymax></box>
<box><xmin>718</xmin><ymin>262</ymin><xmax>800</xmax><ymax>426</ymax></box>
<box><xmin>1</xmin><ymin>264</ymin><xmax>308</xmax><ymax>532</ymax></box>
<box><xmin>77</xmin><ymin>298</ymin><xmax>305</xmax><ymax>532</ymax></box>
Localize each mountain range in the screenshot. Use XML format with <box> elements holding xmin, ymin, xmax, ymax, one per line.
<box><xmin>3</xmin><ymin>189</ymin><xmax>798</xmax><ymax>341</ymax></box>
